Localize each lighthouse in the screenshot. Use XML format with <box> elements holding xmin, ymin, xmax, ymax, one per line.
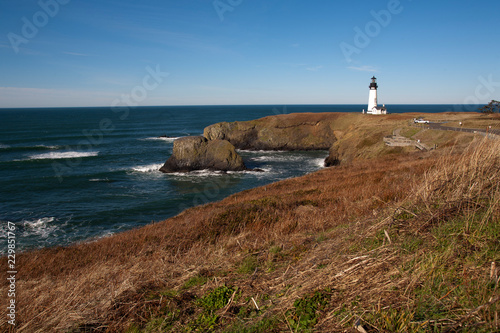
<box><xmin>366</xmin><ymin>76</ymin><xmax>387</xmax><ymax>115</ymax></box>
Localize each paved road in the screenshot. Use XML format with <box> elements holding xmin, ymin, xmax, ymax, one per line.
<box><xmin>389</xmin><ymin>123</ymin><xmax>499</xmax><ymax>151</ymax></box>
<box><xmin>425</xmin><ymin>123</ymin><xmax>500</xmax><ymax>137</ymax></box>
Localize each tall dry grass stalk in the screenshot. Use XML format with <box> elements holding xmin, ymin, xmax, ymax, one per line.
<box><xmin>414</xmin><ymin>137</ymin><xmax>500</xmax><ymax>232</ymax></box>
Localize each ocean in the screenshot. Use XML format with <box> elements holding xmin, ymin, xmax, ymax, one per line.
<box><xmin>0</xmin><ymin>104</ymin><xmax>477</xmax><ymax>254</ymax></box>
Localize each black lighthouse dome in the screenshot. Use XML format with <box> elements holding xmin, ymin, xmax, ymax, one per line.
<box><xmin>369</xmin><ymin>76</ymin><xmax>378</xmax><ymax>89</ymax></box>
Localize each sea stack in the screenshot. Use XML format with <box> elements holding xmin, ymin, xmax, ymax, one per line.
<box><xmin>159</xmin><ymin>136</ymin><xmax>246</xmax><ymax>173</ymax></box>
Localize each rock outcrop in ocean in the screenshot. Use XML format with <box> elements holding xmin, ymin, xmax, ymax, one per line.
<box><xmin>159</xmin><ymin>136</ymin><xmax>246</xmax><ymax>173</ymax></box>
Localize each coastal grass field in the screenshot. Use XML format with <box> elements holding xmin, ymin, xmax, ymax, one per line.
<box><xmin>1</xmin><ymin>112</ymin><xmax>499</xmax><ymax>332</ymax></box>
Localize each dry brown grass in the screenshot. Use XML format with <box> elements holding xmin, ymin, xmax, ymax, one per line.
<box><xmin>0</xmin><ymin>129</ymin><xmax>498</xmax><ymax>332</ymax></box>
<box><xmin>325</xmin><ymin>137</ymin><xmax>500</xmax><ymax>332</ymax></box>
<box><xmin>440</xmin><ymin>112</ymin><xmax>500</xmax><ymax>131</ymax></box>
<box><xmin>0</xmin><ymin>151</ymin><xmax>435</xmax><ymax>332</ymax></box>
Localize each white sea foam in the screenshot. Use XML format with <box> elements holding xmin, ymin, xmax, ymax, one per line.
<box><xmin>28</xmin><ymin>151</ymin><xmax>99</xmax><ymax>160</ymax></box>
<box><xmin>169</xmin><ymin>168</ymin><xmax>271</xmax><ymax>178</ymax></box>
<box><xmin>89</xmin><ymin>178</ymin><xmax>112</xmax><ymax>182</ymax></box>
<box><xmin>228</xmin><ymin>168</ymin><xmax>272</xmax><ymax>175</ymax></box>
<box><xmin>21</xmin><ymin>217</ymin><xmax>59</xmax><ymax>239</ymax></box>
<box><xmin>132</xmin><ymin>163</ymin><xmax>163</xmax><ymax>173</ymax></box>
<box><xmin>0</xmin><ymin>223</ymin><xmax>12</xmax><ymax>254</ymax></box>
<box><xmin>169</xmin><ymin>169</ymin><xmax>228</xmax><ymax>177</ymax></box>
<box><xmin>0</xmin><ymin>143</ymin><xmax>10</xmax><ymax>149</ymax></box>
<box><xmin>140</xmin><ymin>136</ymin><xmax>180</xmax><ymax>142</ymax></box>
<box><xmin>312</xmin><ymin>157</ymin><xmax>326</xmax><ymax>168</ymax></box>
<box><xmin>237</xmin><ymin>149</ymin><xmax>286</xmax><ymax>154</ymax></box>
<box><xmin>0</xmin><ymin>223</ymin><xmax>9</xmax><ymax>239</ymax></box>
<box><xmin>252</xmin><ymin>155</ymin><xmax>303</xmax><ymax>162</ymax></box>
<box><xmin>24</xmin><ymin>217</ymin><xmax>54</xmax><ymax>228</ymax></box>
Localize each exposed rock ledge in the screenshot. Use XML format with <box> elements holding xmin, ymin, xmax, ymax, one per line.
<box><xmin>324</xmin><ymin>145</ymin><xmax>341</xmax><ymax>167</ymax></box>
<box><xmin>204</xmin><ymin>113</ymin><xmax>338</xmax><ymax>151</ymax></box>
<box><xmin>161</xmin><ymin>113</ymin><xmax>342</xmax><ymax>173</ymax></box>
<box><xmin>159</xmin><ymin>136</ymin><xmax>246</xmax><ymax>173</ymax></box>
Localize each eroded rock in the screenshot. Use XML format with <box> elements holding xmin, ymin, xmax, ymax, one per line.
<box><xmin>204</xmin><ymin>113</ymin><xmax>338</xmax><ymax>151</ymax></box>
<box><xmin>159</xmin><ymin>136</ymin><xmax>246</xmax><ymax>173</ymax></box>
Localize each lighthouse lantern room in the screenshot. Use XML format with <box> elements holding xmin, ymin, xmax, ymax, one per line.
<box><xmin>365</xmin><ymin>76</ymin><xmax>387</xmax><ymax>115</ymax></box>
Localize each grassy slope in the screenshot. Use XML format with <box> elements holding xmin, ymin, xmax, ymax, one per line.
<box><xmin>1</xmin><ymin>113</ymin><xmax>499</xmax><ymax>332</ymax></box>
<box><xmin>328</xmin><ymin>112</ymin><xmax>485</xmax><ymax>163</ymax></box>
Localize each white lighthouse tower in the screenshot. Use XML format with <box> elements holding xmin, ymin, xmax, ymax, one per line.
<box><xmin>366</xmin><ymin>76</ymin><xmax>387</xmax><ymax>115</ymax></box>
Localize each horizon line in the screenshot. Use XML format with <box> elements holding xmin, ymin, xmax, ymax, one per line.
<box><xmin>0</xmin><ymin>103</ymin><xmax>485</xmax><ymax>110</ymax></box>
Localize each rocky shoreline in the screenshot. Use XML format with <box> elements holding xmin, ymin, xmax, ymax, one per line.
<box><xmin>203</xmin><ymin>113</ymin><xmax>338</xmax><ymax>151</ymax></box>
<box><xmin>159</xmin><ymin>111</ymin><xmax>495</xmax><ymax>173</ymax></box>
<box><xmin>160</xmin><ymin>113</ymin><xmax>341</xmax><ymax>173</ymax></box>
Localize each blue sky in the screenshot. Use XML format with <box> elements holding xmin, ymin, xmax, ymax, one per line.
<box><xmin>1</xmin><ymin>0</ymin><xmax>499</xmax><ymax>107</ymax></box>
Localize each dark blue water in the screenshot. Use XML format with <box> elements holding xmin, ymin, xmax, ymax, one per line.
<box><xmin>0</xmin><ymin>104</ymin><xmax>477</xmax><ymax>253</ymax></box>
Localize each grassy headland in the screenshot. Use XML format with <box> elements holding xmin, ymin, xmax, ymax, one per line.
<box><xmin>1</xmin><ymin>113</ymin><xmax>499</xmax><ymax>332</ymax></box>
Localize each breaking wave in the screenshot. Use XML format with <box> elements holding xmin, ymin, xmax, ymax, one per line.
<box><xmin>21</xmin><ymin>217</ymin><xmax>58</xmax><ymax>238</ymax></box>
<box><xmin>131</xmin><ymin>163</ymin><xmax>164</xmax><ymax>173</ymax></box>
<box><xmin>139</xmin><ymin>136</ymin><xmax>180</xmax><ymax>142</ymax></box>
<box><xmin>27</xmin><ymin>151</ymin><xmax>99</xmax><ymax>160</ymax></box>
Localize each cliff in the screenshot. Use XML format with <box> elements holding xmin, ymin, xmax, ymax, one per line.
<box><xmin>195</xmin><ymin>112</ymin><xmax>485</xmax><ymax>169</ymax></box>
<box><xmin>162</xmin><ymin>113</ymin><xmax>341</xmax><ymax>173</ymax></box>
<box><xmin>203</xmin><ymin>113</ymin><xmax>340</xmax><ymax>151</ymax></box>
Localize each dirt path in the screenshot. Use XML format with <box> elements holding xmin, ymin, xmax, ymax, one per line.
<box><xmin>384</xmin><ymin>129</ymin><xmax>430</xmax><ymax>151</ymax></box>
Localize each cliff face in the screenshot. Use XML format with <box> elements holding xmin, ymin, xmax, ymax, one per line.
<box><xmin>204</xmin><ymin>113</ymin><xmax>339</xmax><ymax>151</ymax></box>
<box><xmin>160</xmin><ymin>113</ymin><xmax>340</xmax><ymax>173</ymax></box>
<box><xmin>159</xmin><ymin>136</ymin><xmax>246</xmax><ymax>173</ymax></box>
<box><xmin>162</xmin><ymin>113</ymin><xmax>439</xmax><ymax>172</ymax></box>
<box><xmin>324</xmin><ymin>145</ymin><xmax>341</xmax><ymax>167</ymax></box>
<box><xmin>202</xmin><ymin>112</ymin><xmax>414</xmax><ymax>166</ymax></box>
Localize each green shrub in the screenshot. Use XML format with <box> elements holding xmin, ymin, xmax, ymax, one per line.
<box><xmin>197</xmin><ymin>285</ymin><xmax>235</xmax><ymax>312</ymax></box>
<box><xmin>287</xmin><ymin>290</ymin><xmax>329</xmax><ymax>332</ymax></box>
<box><xmin>189</xmin><ymin>285</ymin><xmax>236</xmax><ymax>332</ymax></box>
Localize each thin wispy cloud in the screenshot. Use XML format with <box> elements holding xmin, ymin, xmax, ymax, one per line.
<box><xmin>347</xmin><ymin>65</ymin><xmax>377</xmax><ymax>72</ymax></box>
<box><xmin>306</xmin><ymin>66</ymin><xmax>323</xmax><ymax>72</ymax></box>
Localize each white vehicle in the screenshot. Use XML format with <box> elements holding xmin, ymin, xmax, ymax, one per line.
<box><xmin>414</xmin><ymin>118</ymin><xmax>430</xmax><ymax>124</ymax></box>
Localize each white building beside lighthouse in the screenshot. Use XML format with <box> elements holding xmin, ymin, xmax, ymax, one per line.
<box><xmin>365</xmin><ymin>76</ymin><xmax>387</xmax><ymax>115</ymax></box>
